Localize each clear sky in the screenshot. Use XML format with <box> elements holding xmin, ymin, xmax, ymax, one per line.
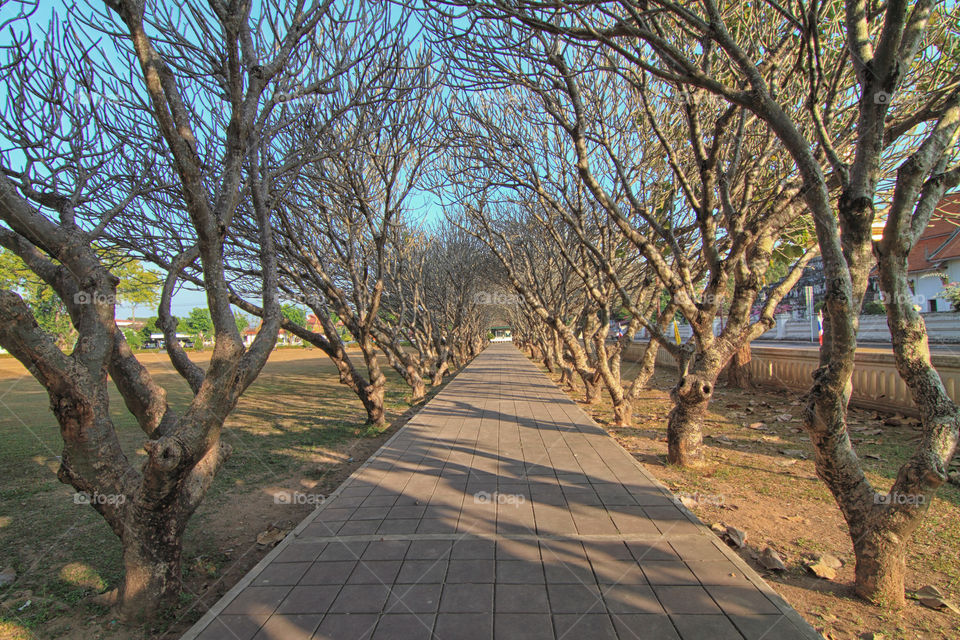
<box><xmin>0</xmin><ymin>0</ymin><xmax>447</xmax><ymax>321</ymax></box>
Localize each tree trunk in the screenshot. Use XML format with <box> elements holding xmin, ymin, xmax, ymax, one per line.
<box><xmin>359</xmin><ymin>381</ymin><xmax>386</xmax><ymax>427</ymax></box>
<box><xmin>583</xmin><ymin>370</ymin><xmax>603</xmax><ymax>404</ymax></box>
<box><xmin>851</xmin><ymin>525</ymin><xmax>908</xmax><ymax>606</ymax></box>
<box><xmin>431</xmin><ymin>360</ymin><xmax>449</xmax><ymax>386</ymax></box>
<box><xmin>633</xmin><ymin>339</ymin><xmax>660</xmax><ymax>390</ymax></box>
<box><xmin>612</xmin><ymin>398</ymin><xmax>633</xmax><ymax>427</ymax></box>
<box><xmin>666</xmin><ymin>373</ymin><xmax>714</xmax><ymax>467</ymax></box>
<box><xmin>542</xmin><ymin>340</ymin><xmax>556</xmax><ymax>372</ymax></box>
<box><xmin>724</xmin><ymin>343</ymin><xmax>753</xmax><ymax>389</ymax></box>
<box><xmin>117</xmin><ymin>509</ymin><xmax>186</xmax><ymax>622</ymax></box>
<box><xmin>407</xmin><ymin>364</ymin><xmax>426</xmax><ymax>401</ymax></box>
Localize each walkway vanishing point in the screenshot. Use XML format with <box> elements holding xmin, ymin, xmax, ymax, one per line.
<box><xmin>183</xmin><ymin>344</ymin><xmax>821</xmax><ymax>640</ymax></box>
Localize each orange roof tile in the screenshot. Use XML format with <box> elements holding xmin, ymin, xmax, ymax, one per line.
<box><xmin>906</xmin><ymin>193</ymin><xmax>960</xmax><ymax>273</ymax></box>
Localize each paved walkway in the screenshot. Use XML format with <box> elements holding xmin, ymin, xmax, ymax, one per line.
<box><xmin>183</xmin><ymin>344</ymin><xmax>820</xmax><ymax>640</ymax></box>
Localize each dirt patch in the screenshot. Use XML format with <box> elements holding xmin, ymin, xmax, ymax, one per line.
<box><xmin>541</xmin><ymin>361</ymin><xmax>960</xmax><ymax>640</ymax></box>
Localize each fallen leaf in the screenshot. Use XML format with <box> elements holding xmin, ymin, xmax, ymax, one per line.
<box><xmin>748</xmin><ymin>422</ymin><xmax>767</xmax><ymax>430</ymax></box>
<box><xmin>780</xmin><ymin>449</ymin><xmax>807</xmax><ymax>459</ymax></box>
<box><xmin>256</xmin><ymin>526</ymin><xmax>290</xmax><ymax>546</ymax></box>
<box><xmin>806</xmin><ymin>561</ymin><xmax>837</xmax><ymax>580</ymax></box>
<box><xmin>775</xmin><ymin>413</ymin><xmax>793</xmax><ymax>422</ymax></box>
<box><xmin>816</xmin><ymin>554</ymin><xmax>843</xmax><ymax>569</ymax></box>
<box><xmin>912</xmin><ymin>585</ymin><xmax>960</xmax><ymax>613</ymax></box>
<box><xmin>724</xmin><ymin>526</ymin><xmax>747</xmax><ymax>549</ymax></box>
<box><xmin>759</xmin><ymin>547</ymin><xmax>787</xmax><ymax>571</ymax></box>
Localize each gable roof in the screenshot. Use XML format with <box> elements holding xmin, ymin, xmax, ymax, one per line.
<box><xmin>907</xmin><ymin>192</ymin><xmax>960</xmax><ymax>273</ymax></box>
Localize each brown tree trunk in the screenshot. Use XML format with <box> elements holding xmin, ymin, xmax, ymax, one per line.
<box><xmin>851</xmin><ymin>526</ymin><xmax>909</xmax><ymax>606</ymax></box>
<box><xmin>633</xmin><ymin>339</ymin><xmax>660</xmax><ymax>390</ymax></box>
<box><xmin>431</xmin><ymin>360</ymin><xmax>449</xmax><ymax>386</ymax></box>
<box><xmin>359</xmin><ymin>381</ymin><xmax>386</xmax><ymax>426</ymax></box>
<box><xmin>612</xmin><ymin>398</ymin><xmax>633</xmax><ymax>427</ymax></box>
<box><xmin>724</xmin><ymin>343</ymin><xmax>753</xmax><ymax>389</ymax></box>
<box><xmin>583</xmin><ymin>370</ymin><xmax>603</xmax><ymax>404</ymax></box>
<box><xmin>117</xmin><ymin>510</ymin><xmax>187</xmax><ymax>622</ymax></box>
<box><xmin>666</xmin><ymin>372</ymin><xmax>715</xmax><ymax>467</ymax></box>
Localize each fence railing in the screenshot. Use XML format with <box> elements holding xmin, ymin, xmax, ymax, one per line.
<box><xmin>621</xmin><ymin>342</ymin><xmax>960</xmax><ymax>417</ymax></box>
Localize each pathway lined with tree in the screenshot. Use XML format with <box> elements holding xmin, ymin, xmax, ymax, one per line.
<box><xmin>183</xmin><ymin>344</ymin><xmax>819</xmax><ymax>640</ymax></box>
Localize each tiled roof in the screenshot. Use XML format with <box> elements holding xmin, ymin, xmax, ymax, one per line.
<box><xmin>907</xmin><ymin>193</ymin><xmax>960</xmax><ymax>273</ymax></box>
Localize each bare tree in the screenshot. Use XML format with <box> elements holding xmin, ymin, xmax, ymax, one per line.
<box><xmin>0</xmin><ymin>0</ymin><xmax>367</xmax><ymax>620</ymax></box>
<box><xmin>425</xmin><ymin>20</ymin><xmax>816</xmax><ymax>460</ymax></box>
<box><xmin>440</xmin><ymin>0</ymin><xmax>960</xmax><ymax>606</ymax></box>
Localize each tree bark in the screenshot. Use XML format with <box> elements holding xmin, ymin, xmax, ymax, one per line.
<box><xmin>666</xmin><ymin>372</ymin><xmax>715</xmax><ymax>467</ymax></box>
<box><xmin>116</xmin><ymin>507</ymin><xmax>188</xmax><ymax>622</ymax></box>
<box><xmin>724</xmin><ymin>343</ymin><xmax>753</xmax><ymax>389</ymax></box>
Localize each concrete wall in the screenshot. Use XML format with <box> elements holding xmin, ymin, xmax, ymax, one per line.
<box><xmin>622</xmin><ymin>342</ymin><xmax>960</xmax><ymax>417</ymax></box>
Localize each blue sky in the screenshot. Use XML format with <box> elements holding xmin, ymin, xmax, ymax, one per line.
<box><xmin>0</xmin><ymin>0</ymin><xmax>447</xmax><ymax>321</ymax></box>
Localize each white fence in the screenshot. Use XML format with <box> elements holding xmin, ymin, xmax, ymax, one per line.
<box><xmin>622</xmin><ymin>342</ymin><xmax>960</xmax><ymax>417</ymax></box>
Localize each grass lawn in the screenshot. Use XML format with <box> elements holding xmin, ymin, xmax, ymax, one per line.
<box><xmin>537</xmin><ymin>354</ymin><xmax>960</xmax><ymax>640</ymax></box>
<box><xmin>0</xmin><ymin>347</ymin><xmax>436</xmax><ymax>640</ymax></box>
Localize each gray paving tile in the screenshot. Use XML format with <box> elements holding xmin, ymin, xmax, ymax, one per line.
<box><xmin>440</xmin><ymin>583</ymin><xmax>494</xmax><ymax>612</ymax></box>
<box><xmin>547</xmin><ymin>583</ymin><xmax>605</xmax><ymax>613</ymax></box>
<box><xmin>446</xmin><ymin>559</ymin><xmax>495</xmax><ymax>583</ymax></box>
<box><xmin>434</xmin><ymin>613</ymin><xmax>493</xmax><ymax>640</ymax></box>
<box><xmin>552</xmin><ymin>613</ymin><xmax>617</xmax><ymax>640</ymax></box>
<box><xmin>195</xmin><ymin>615</ymin><xmax>263</xmax><ymax>640</ymax></box>
<box><xmin>705</xmin><ymin>585</ymin><xmax>781</xmax><ymax>616</ymax></box>
<box><xmin>312</xmin><ymin>613</ymin><xmax>378</xmax><ymax>640</ymax></box>
<box><xmin>222</xmin><ymin>586</ymin><xmax>291</xmax><ymax>617</ymax></box>
<box><xmin>493</xmin><ymin>613</ymin><xmax>553</xmax><ymax>640</ymax></box>
<box><xmin>186</xmin><ymin>346</ymin><xmax>816</xmax><ymax>640</ymax></box>
<box><xmin>370</xmin><ymin>613</ymin><xmax>435</xmax><ymax>639</ymax></box>
<box><xmin>252</xmin><ymin>614</ymin><xmax>322</xmax><ymax>640</ymax></box>
<box><xmin>275</xmin><ymin>585</ymin><xmax>340</xmax><ymax>614</ymax></box>
<box><xmin>253</xmin><ymin>562</ymin><xmax>311</xmax><ymax>586</ymax></box>
<box><xmin>669</xmin><ymin>613</ymin><xmax>743</xmax><ymax>640</ymax></box>
<box><xmin>495</xmin><ymin>584</ymin><xmax>549</xmax><ymax>613</ymax></box>
<box><xmin>610</xmin><ymin>614</ymin><xmax>681</xmax><ymax>640</ymax></box>
<box><xmin>602</xmin><ymin>583</ymin><xmax>664</xmax><ymax>614</ymax></box>
<box><xmin>329</xmin><ymin>584</ymin><xmax>391</xmax><ymax>613</ymax></box>
<box><xmin>654</xmin><ymin>585</ymin><xmax>724</xmax><ymax>615</ymax></box>
<box><xmin>730</xmin><ymin>614</ymin><xmax>810</xmax><ymax>639</ymax></box>
<box><xmin>300</xmin><ymin>561</ymin><xmax>356</xmax><ymax>585</ymax></box>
